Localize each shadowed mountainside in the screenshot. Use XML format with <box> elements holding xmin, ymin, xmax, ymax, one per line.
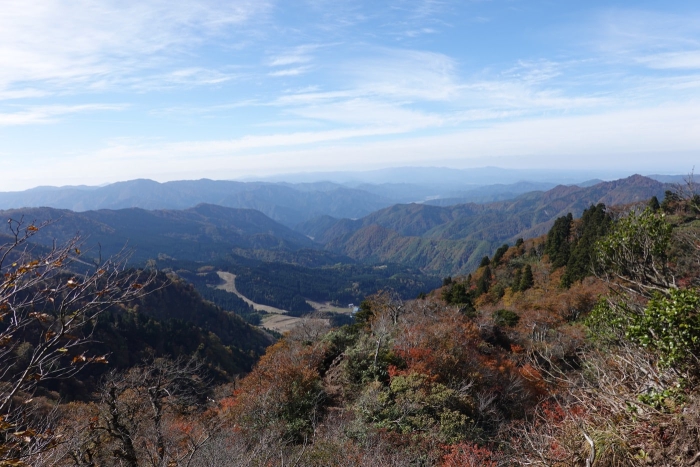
<box><xmin>0</xmin><ymin>204</ymin><xmax>320</xmax><ymax>264</ymax></box>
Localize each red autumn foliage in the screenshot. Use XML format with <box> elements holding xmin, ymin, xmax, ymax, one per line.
<box><xmin>441</xmin><ymin>442</ymin><xmax>497</xmax><ymax>467</ymax></box>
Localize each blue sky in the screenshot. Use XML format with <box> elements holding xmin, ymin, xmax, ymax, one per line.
<box><xmin>1</xmin><ymin>0</ymin><xmax>699</xmax><ymax>190</ymax></box>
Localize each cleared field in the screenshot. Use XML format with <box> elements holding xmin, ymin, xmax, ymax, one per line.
<box><xmin>306</xmin><ymin>300</ymin><xmax>354</xmax><ymax>315</ymax></box>
<box><xmin>215</xmin><ymin>271</ymin><xmax>348</xmax><ymax>333</ymax></box>
<box><xmin>261</xmin><ymin>314</ymin><xmax>330</xmax><ymax>334</ymax></box>
<box><xmin>215</xmin><ymin>271</ymin><xmax>288</xmax><ymax>314</ymax></box>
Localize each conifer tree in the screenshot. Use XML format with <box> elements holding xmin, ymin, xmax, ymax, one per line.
<box><xmin>512</xmin><ymin>267</ymin><xmax>522</xmax><ymax>292</ymax></box>
<box><xmin>519</xmin><ymin>265</ymin><xmax>534</xmax><ymax>291</ymax></box>
<box><xmin>661</xmin><ymin>190</ymin><xmax>681</xmax><ymax>213</ymax></box>
<box><xmin>648</xmin><ymin>195</ymin><xmax>661</xmax><ymax>211</ymax></box>
<box><xmin>476</xmin><ymin>266</ymin><xmax>492</xmax><ymax>296</ymax></box>
<box><xmin>492</xmin><ymin>244</ymin><xmax>509</xmax><ymax>264</ymax></box>
<box><xmin>545</xmin><ymin>213</ymin><xmax>573</xmax><ymax>269</ymax></box>
<box><xmin>562</xmin><ymin>204</ymin><xmax>611</xmax><ymax>287</ymax></box>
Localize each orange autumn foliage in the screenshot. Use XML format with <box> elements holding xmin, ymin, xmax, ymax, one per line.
<box><xmin>441</xmin><ymin>442</ymin><xmax>498</xmax><ymax>467</ymax></box>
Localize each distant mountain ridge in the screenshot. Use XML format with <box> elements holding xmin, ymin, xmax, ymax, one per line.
<box><xmin>0</xmin><ymin>179</ymin><xmax>392</xmax><ymax>227</ymax></box>
<box><xmin>251</xmin><ymin>166</ymin><xmax>632</xmax><ymax>185</ymax></box>
<box><xmin>423</xmin><ymin>181</ymin><xmax>558</xmax><ymax>206</ymax></box>
<box><xmin>298</xmin><ymin>175</ymin><xmax>669</xmax><ymax>275</ymax></box>
<box><xmin>1</xmin><ymin>174</ymin><xmax>676</xmax><ymax>276</ymax></box>
<box><xmin>0</xmin><ymin>204</ymin><xmax>321</xmax><ymax>264</ymax></box>
<box><xmin>3</xmin><ymin>170</ymin><xmax>684</xmax><ymax>227</ymax></box>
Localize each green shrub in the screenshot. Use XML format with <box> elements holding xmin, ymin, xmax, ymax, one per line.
<box><xmin>627</xmin><ymin>288</ymin><xmax>700</xmax><ymax>372</ymax></box>
<box><xmin>493</xmin><ymin>309</ymin><xmax>520</xmax><ymax>328</ymax></box>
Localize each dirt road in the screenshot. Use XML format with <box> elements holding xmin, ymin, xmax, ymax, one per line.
<box><xmin>215</xmin><ymin>271</ymin><xmax>288</xmax><ymax>314</ymax></box>
<box><xmin>214</xmin><ymin>271</ymin><xmax>345</xmax><ymax>333</ymax></box>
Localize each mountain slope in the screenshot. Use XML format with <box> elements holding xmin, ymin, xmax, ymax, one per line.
<box><xmin>302</xmin><ymin>175</ymin><xmax>668</xmax><ymax>275</ymax></box>
<box><xmin>0</xmin><ymin>204</ymin><xmax>318</xmax><ymax>264</ymax></box>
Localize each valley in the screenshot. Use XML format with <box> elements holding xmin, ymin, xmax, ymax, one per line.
<box><xmin>213</xmin><ymin>271</ymin><xmax>347</xmax><ymax>333</ymax></box>
<box><xmin>4</xmin><ymin>2</ymin><xmax>697</xmax><ymax>464</ymax></box>
<box><xmin>0</xmin><ymin>171</ymin><xmax>696</xmax><ymax>465</ymax></box>
<box><xmin>214</xmin><ymin>271</ymin><xmax>288</xmax><ymax>315</ymax></box>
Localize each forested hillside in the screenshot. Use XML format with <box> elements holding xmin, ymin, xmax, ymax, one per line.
<box><xmin>0</xmin><ymin>204</ymin><xmax>318</xmax><ymax>264</ymax></box>
<box><xmin>300</xmin><ymin>175</ymin><xmax>667</xmax><ymax>275</ymax></box>
<box><xmin>162</xmin><ymin>256</ymin><xmax>440</xmax><ymax>322</ymax></box>
<box><xmin>2</xmin><ymin>178</ymin><xmax>698</xmax><ymax>466</ymax></box>
<box><xmin>0</xmin><ymin>205</ymin><xmax>441</xmax><ymax>330</ymax></box>
<box><xmin>162</xmin><ymin>186</ymin><xmax>693</xmax><ymax>466</ymax></box>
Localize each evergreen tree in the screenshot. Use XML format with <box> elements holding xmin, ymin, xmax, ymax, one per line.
<box><xmin>476</xmin><ymin>266</ymin><xmax>492</xmax><ymax>296</ymax></box>
<box><xmin>442</xmin><ymin>282</ymin><xmax>475</xmax><ymax>313</ymax></box>
<box><xmin>661</xmin><ymin>190</ymin><xmax>681</xmax><ymax>213</ymax></box>
<box><xmin>545</xmin><ymin>213</ymin><xmax>573</xmax><ymax>269</ymax></box>
<box><xmin>443</xmin><ymin>282</ymin><xmax>471</xmax><ymax>305</ymax></box>
<box><xmin>493</xmin><ymin>309</ymin><xmax>521</xmax><ymax>327</ymax></box>
<box><xmin>562</xmin><ymin>204</ymin><xmax>611</xmax><ymax>287</ymax></box>
<box><xmin>519</xmin><ymin>265</ymin><xmax>534</xmax><ymax>291</ymax></box>
<box><xmin>479</xmin><ymin>255</ymin><xmax>491</xmax><ymax>267</ymax></box>
<box><xmin>354</xmin><ymin>300</ymin><xmax>373</xmax><ymax>327</ymax></box>
<box><xmin>648</xmin><ymin>195</ymin><xmax>661</xmax><ymax>211</ymax></box>
<box><xmin>512</xmin><ymin>267</ymin><xmax>522</xmax><ymax>292</ymax></box>
<box><xmin>492</xmin><ymin>244</ymin><xmax>509</xmax><ymax>264</ymax></box>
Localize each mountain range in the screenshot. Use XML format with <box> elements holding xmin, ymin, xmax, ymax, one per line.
<box><xmin>299</xmin><ymin>175</ymin><xmax>669</xmax><ymax>274</ymax></box>
<box><xmin>0</xmin><ymin>204</ymin><xmax>321</xmax><ymax>264</ymax></box>
<box><xmin>2</xmin><ymin>174</ymin><xmax>674</xmax><ymax>277</ymax></box>
<box><xmin>0</xmin><ymin>179</ymin><xmax>391</xmax><ymax>227</ymax></box>
<box><xmin>1</xmin><ymin>167</ymin><xmax>683</xmax><ymax>228</ymax></box>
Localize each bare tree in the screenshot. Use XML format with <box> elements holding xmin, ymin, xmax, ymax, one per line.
<box><xmin>0</xmin><ymin>217</ymin><xmax>153</xmax><ymax>465</ymax></box>
<box><xmin>54</xmin><ymin>357</ymin><xmax>213</xmax><ymax>467</ymax></box>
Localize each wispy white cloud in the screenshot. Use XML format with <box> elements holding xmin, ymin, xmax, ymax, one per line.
<box><xmin>268</xmin><ymin>45</ymin><xmax>320</xmax><ymax>67</ymax></box>
<box><xmin>637</xmin><ymin>51</ymin><xmax>700</xmax><ymax>70</ymax></box>
<box><xmin>564</xmin><ymin>8</ymin><xmax>700</xmax><ymax>103</ymax></box>
<box><xmin>459</xmin><ymin>79</ymin><xmax>611</xmax><ymax>112</ymax></box>
<box><xmin>127</xmin><ymin>68</ymin><xmax>239</xmax><ymax>91</ymax></box>
<box><xmin>504</xmin><ymin>60</ymin><xmax>563</xmax><ymax>85</ymax></box>
<box><xmin>0</xmin><ymin>88</ymin><xmax>49</xmax><ymax>100</ymax></box>
<box><xmin>411</xmin><ymin>0</ymin><xmax>449</xmax><ymax>19</ymax></box>
<box><xmin>384</xmin><ymin>0</ymin><xmax>453</xmax><ymax>38</ymax></box>
<box><xmin>106</xmin><ymin>125</ymin><xmax>418</xmax><ymax>157</ymax></box>
<box><xmin>236</xmin><ymin>44</ymin><xmax>612</xmax><ymax>140</ymax></box>
<box><xmin>269</xmin><ymin>67</ymin><xmax>313</xmax><ymax>77</ymax></box>
<box><xmin>0</xmin><ymin>0</ymin><xmax>269</xmax><ymax>96</ymax></box>
<box><xmin>288</xmin><ymin>98</ymin><xmax>444</xmax><ymax>127</ymax></box>
<box><xmin>266</xmin><ymin>47</ymin><xmax>606</xmax><ymax>129</ymax></box>
<box><xmin>266</xmin><ymin>44</ymin><xmax>342</xmax><ymax>77</ymax></box>
<box><xmin>341</xmin><ymin>49</ymin><xmax>460</xmax><ymax>100</ymax></box>
<box><xmin>388</xmin><ymin>0</ymin><xmax>451</xmax><ymax>23</ymax></box>
<box><xmin>402</xmin><ymin>28</ymin><xmax>437</xmax><ymax>38</ymax></box>
<box><xmin>150</xmin><ymin>99</ymin><xmax>262</xmax><ymax>118</ymax></box>
<box><xmin>12</xmin><ymin>100</ymin><xmax>697</xmax><ymax>190</ymax></box>
<box><xmin>0</xmin><ymin>104</ymin><xmax>128</xmax><ymax>125</ymax></box>
<box><xmin>596</xmin><ymin>9</ymin><xmax>700</xmax><ymax>55</ymax></box>
<box><xmin>593</xmin><ymin>9</ymin><xmax>700</xmax><ymax>75</ymax></box>
<box><xmin>274</xmin><ymin>90</ymin><xmax>358</xmax><ymax>106</ymax></box>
